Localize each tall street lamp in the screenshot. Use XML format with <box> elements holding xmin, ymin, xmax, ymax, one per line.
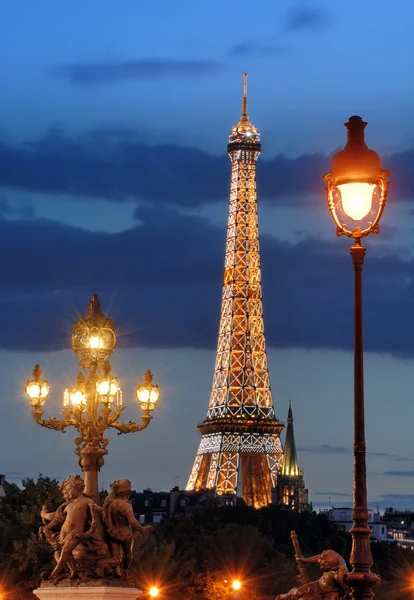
<box><xmin>324</xmin><ymin>116</ymin><xmax>390</xmax><ymax>599</ymax></box>
<box><xmin>25</xmin><ymin>294</ymin><xmax>160</xmax><ymax>503</ymax></box>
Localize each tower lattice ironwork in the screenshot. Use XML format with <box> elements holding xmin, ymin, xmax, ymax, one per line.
<box><xmin>186</xmin><ymin>75</ymin><xmax>284</xmax><ymax>508</ymax></box>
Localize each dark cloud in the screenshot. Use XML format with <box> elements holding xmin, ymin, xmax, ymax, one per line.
<box><xmin>383</xmin><ymin>470</ymin><xmax>414</xmax><ymax>477</ymax></box>
<box><xmin>51</xmin><ymin>59</ymin><xmax>222</xmax><ymax>85</ymax></box>
<box><xmin>0</xmin><ymin>197</ymin><xmax>35</xmax><ymax>219</ymax></box>
<box><xmin>2</xmin><ymin>128</ymin><xmax>412</xmax><ymax>207</ymax></box>
<box><xmin>0</xmin><ymin>204</ymin><xmax>412</xmax><ymax>358</ymax></box>
<box><xmin>0</xmin><ymin>199</ymin><xmax>414</xmax><ymax>358</ymax></box>
<box><xmin>0</xmin><ymin>128</ymin><xmax>331</xmax><ymax>205</ymax></box>
<box><xmin>284</xmin><ymin>6</ymin><xmax>330</xmax><ymax>32</ymax></box>
<box><xmin>228</xmin><ymin>42</ymin><xmax>287</xmax><ymax>58</ymax></box>
<box><xmin>0</xmin><ymin>128</ymin><xmax>413</xmax><ymax>356</ymax></box>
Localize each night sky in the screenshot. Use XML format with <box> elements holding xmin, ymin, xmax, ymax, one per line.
<box><xmin>2</xmin><ymin>0</ymin><xmax>414</xmax><ymax>510</ymax></box>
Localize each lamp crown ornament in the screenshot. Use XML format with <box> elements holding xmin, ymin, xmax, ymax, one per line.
<box><xmin>331</xmin><ymin>115</ymin><xmax>382</xmax><ymax>181</ymax></box>
<box><xmin>33</xmin><ymin>364</ymin><xmax>43</xmax><ymax>381</ymax></box>
<box><xmin>88</xmin><ymin>293</ymin><xmax>102</xmax><ymax>315</ymax></box>
<box><xmin>143</xmin><ymin>369</ymin><xmax>153</xmax><ymax>385</ymax></box>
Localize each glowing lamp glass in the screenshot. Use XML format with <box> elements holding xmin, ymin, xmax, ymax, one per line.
<box><xmin>97</xmin><ymin>380</ymin><xmax>110</xmax><ymax>396</ymax></box>
<box><xmin>96</xmin><ymin>376</ymin><xmax>120</xmax><ymax>404</ymax></box>
<box><xmin>337</xmin><ymin>182</ymin><xmax>374</xmax><ymax>221</ymax></box>
<box><xmin>137</xmin><ymin>386</ymin><xmax>159</xmax><ymax>405</ymax></box>
<box><xmin>149</xmin><ymin>588</ymin><xmax>159</xmax><ymax>598</ymax></box>
<box><xmin>26</xmin><ymin>380</ymin><xmax>49</xmax><ymax>405</ymax></box>
<box><xmin>70</xmin><ymin>390</ymin><xmax>86</xmax><ymax>407</ymax></box>
<box><xmin>232</xmin><ymin>581</ymin><xmax>241</xmax><ymax>590</ymax></box>
<box><xmin>26</xmin><ymin>383</ymin><xmax>41</xmax><ymax>400</ymax></box>
<box><xmin>137</xmin><ymin>388</ymin><xmax>150</xmax><ymax>403</ymax></box>
<box><xmin>89</xmin><ymin>336</ymin><xmax>103</xmax><ymax>349</ymax></box>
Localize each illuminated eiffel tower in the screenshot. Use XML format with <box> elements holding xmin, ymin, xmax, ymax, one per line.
<box><xmin>186</xmin><ymin>75</ymin><xmax>284</xmax><ymax>508</ymax></box>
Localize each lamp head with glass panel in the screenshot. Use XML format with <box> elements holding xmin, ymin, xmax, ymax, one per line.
<box><xmin>136</xmin><ymin>369</ymin><xmax>160</xmax><ymax>413</ymax></box>
<box><xmin>71</xmin><ymin>294</ymin><xmax>117</xmax><ymax>368</ymax></box>
<box><xmin>323</xmin><ymin>116</ymin><xmax>390</xmax><ymax>240</ymax></box>
<box><xmin>26</xmin><ymin>364</ymin><xmax>50</xmax><ymax>407</ymax></box>
<box><xmin>63</xmin><ymin>372</ymin><xmax>87</xmax><ymax>410</ymax></box>
<box><xmin>96</xmin><ymin>361</ymin><xmax>122</xmax><ymax>406</ymax></box>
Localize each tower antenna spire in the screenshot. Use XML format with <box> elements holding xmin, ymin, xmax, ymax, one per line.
<box><xmin>242</xmin><ymin>72</ymin><xmax>248</xmax><ymax>119</ymax></box>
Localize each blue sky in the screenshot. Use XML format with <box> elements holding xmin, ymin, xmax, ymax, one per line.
<box><xmin>2</xmin><ymin>0</ymin><xmax>414</xmax><ymax>510</ymax></box>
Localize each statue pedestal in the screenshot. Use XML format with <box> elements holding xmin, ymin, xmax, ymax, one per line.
<box><xmin>33</xmin><ymin>586</ymin><xmax>143</xmax><ymax>600</ymax></box>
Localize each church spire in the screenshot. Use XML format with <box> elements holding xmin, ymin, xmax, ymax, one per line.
<box><xmin>282</xmin><ymin>402</ymin><xmax>299</xmax><ymax>476</ymax></box>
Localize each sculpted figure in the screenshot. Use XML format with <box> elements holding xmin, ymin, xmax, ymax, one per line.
<box><xmin>40</xmin><ymin>479</ymin><xmax>76</xmax><ymax>579</ymax></box>
<box><xmin>97</xmin><ymin>479</ymin><xmax>152</xmax><ymax>577</ymax></box>
<box><xmin>276</xmin><ymin>550</ymin><xmax>351</xmax><ymax>600</ymax></box>
<box><xmin>39</xmin><ymin>475</ymin><xmax>109</xmax><ymax>581</ymax></box>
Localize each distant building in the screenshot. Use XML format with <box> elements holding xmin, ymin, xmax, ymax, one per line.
<box><xmin>383</xmin><ymin>507</ymin><xmax>414</xmax><ymax>530</ymax></box>
<box><xmin>130</xmin><ymin>488</ymin><xmax>170</xmax><ymax>524</ymax></box>
<box><xmin>320</xmin><ymin>507</ymin><xmax>388</xmax><ymax>542</ymax></box>
<box><xmin>272</xmin><ymin>403</ymin><xmax>310</xmax><ymax>512</ymax></box>
<box><xmin>383</xmin><ymin>507</ymin><xmax>414</xmax><ymax>548</ymax></box>
<box><xmin>130</xmin><ymin>487</ymin><xmax>220</xmax><ymax>524</ymax></box>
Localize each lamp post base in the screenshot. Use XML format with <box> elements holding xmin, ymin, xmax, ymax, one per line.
<box><xmin>33</xmin><ymin>586</ymin><xmax>143</xmax><ymax>600</ymax></box>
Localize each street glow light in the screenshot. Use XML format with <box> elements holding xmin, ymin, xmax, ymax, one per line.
<box><xmin>137</xmin><ymin>369</ymin><xmax>160</xmax><ymax>412</ymax></box>
<box><xmin>25</xmin><ymin>294</ymin><xmax>160</xmax><ymax>503</ymax></box>
<box><xmin>232</xmin><ymin>581</ymin><xmax>242</xmax><ymax>591</ymax></box>
<box><xmin>25</xmin><ymin>365</ymin><xmax>50</xmax><ymax>408</ymax></box>
<box><xmin>324</xmin><ymin>115</ymin><xmax>390</xmax><ymax>241</ymax></box>
<box><xmin>149</xmin><ymin>588</ymin><xmax>159</xmax><ymax>597</ymax></box>
<box><xmin>324</xmin><ymin>117</ymin><xmax>390</xmax><ymax>599</ymax></box>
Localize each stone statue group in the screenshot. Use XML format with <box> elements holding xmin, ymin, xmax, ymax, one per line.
<box><xmin>39</xmin><ymin>475</ymin><xmax>151</xmax><ymax>583</ymax></box>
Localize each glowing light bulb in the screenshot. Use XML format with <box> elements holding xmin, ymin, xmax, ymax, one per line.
<box><xmin>26</xmin><ymin>383</ymin><xmax>41</xmax><ymax>400</ymax></box>
<box><xmin>337</xmin><ymin>183</ymin><xmax>374</xmax><ymax>221</ymax></box>
<box><xmin>89</xmin><ymin>336</ymin><xmax>102</xmax><ymax>349</ymax></box>
<box><xmin>149</xmin><ymin>588</ymin><xmax>159</xmax><ymax>597</ymax></box>
<box><xmin>70</xmin><ymin>390</ymin><xmax>86</xmax><ymax>407</ymax></box>
<box><xmin>97</xmin><ymin>380</ymin><xmax>110</xmax><ymax>395</ymax></box>
<box><xmin>232</xmin><ymin>581</ymin><xmax>241</xmax><ymax>590</ymax></box>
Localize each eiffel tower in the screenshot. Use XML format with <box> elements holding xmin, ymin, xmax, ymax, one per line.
<box><xmin>186</xmin><ymin>75</ymin><xmax>284</xmax><ymax>508</ymax></box>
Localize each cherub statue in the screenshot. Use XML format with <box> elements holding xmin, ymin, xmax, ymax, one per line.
<box><xmin>40</xmin><ymin>478</ymin><xmax>76</xmax><ymax>579</ymax></box>
<box><xmin>96</xmin><ymin>479</ymin><xmax>152</xmax><ymax>578</ymax></box>
<box><xmin>276</xmin><ymin>548</ymin><xmax>351</xmax><ymax>600</ymax></box>
<box><xmin>39</xmin><ymin>475</ymin><xmax>109</xmax><ymax>581</ymax></box>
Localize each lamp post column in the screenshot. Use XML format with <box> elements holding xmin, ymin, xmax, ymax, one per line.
<box><xmin>348</xmin><ymin>241</ymin><xmax>379</xmax><ymax>599</ymax></box>
<box><xmin>78</xmin><ymin>446</ymin><xmax>107</xmax><ymax>504</ymax></box>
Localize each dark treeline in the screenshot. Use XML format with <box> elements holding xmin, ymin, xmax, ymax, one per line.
<box><xmin>0</xmin><ymin>477</ymin><xmax>412</xmax><ymax>599</ymax></box>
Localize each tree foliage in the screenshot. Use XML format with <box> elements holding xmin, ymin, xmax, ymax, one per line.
<box><xmin>0</xmin><ymin>482</ymin><xmax>413</xmax><ymax>600</ymax></box>
<box><xmin>0</xmin><ymin>475</ymin><xmax>63</xmax><ymax>598</ymax></box>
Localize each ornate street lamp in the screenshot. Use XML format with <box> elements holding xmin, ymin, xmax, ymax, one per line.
<box><xmin>25</xmin><ymin>294</ymin><xmax>160</xmax><ymax>503</ymax></box>
<box><xmin>324</xmin><ymin>116</ymin><xmax>390</xmax><ymax>599</ymax></box>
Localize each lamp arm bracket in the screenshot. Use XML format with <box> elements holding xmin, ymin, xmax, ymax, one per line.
<box><xmin>31</xmin><ymin>409</ymin><xmax>73</xmax><ymax>432</ymax></box>
<box><xmin>109</xmin><ymin>414</ymin><xmax>152</xmax><ymax>435</ymax></box>
<box><xmin>106</xmin><ymin>406</ymin><xmax>125</xmax><ymax>426</ymax></box>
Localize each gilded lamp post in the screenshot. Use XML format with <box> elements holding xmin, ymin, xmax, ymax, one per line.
<box><xmin>324</xmin><ymin>116</ymin><xmax>390</xmax><ymax>600</ymax></box>
<box><xmin>25</xmin><ymin>294</ymin><xmax>160</xmax><ymax>504</ymax></box>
